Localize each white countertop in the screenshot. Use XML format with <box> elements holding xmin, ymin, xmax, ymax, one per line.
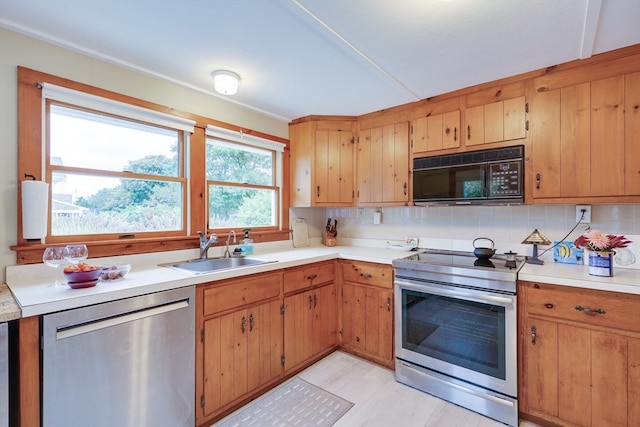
<box><xmin>519</xmin><ymin>261</ymin><xmax>640</xmax><ymax>295</ymax></box>
<box><xmin>6</xmin><ymin>241</ymin><xmax>640</xmax><ymax>318</ymax></box>
<box><xmin>5</xmin><ymin>242</ymin><xmax>415</xmax><ymax>317</ymax></box>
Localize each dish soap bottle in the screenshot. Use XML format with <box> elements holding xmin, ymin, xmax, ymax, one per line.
<box><xmin>241</xmin><ymin>229</ymin><xmax>254</xmax><ymax>255</ymax></box>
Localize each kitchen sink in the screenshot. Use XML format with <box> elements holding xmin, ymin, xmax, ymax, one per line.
<box><xmin>161</xmin><ymin>256</ymin><xmax>276</xmax><ymax>273</ymax></box>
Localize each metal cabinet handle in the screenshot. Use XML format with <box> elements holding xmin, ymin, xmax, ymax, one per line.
<box><xmin>531</xmin><ymin>325</ymin><xmax>537</xmax><ymax>344</ymax></box>
<box><xmin>359</xmin><ymin>273</ymin><xmax>373</xmax><ymax>279</ymax></box>
<box><xmin>249</xmin><ymin>313</ymin><xmax>254</xmax><ymax>332</ymax></box>
<box><xmin>575</xmin><ymin>305</ymin><xmax>606</xmax><ymax>315</ymax></box>
<box><xmin>308</xmin><ymin>295</ymin><xmax>313</xmax><ymax>309</ymax></box>
<box><xmin>316</xmin><ymin>186</ymin><xmax>320</xmax><ymax>197</ymax></box>
<box><xmin>241</xmin><ymin>316</ymin><xmax>247</xmax><ymax>334</ymax></box>
<box><xmin>305</xmin><ymin>274</ymin><xmax>317</xmax><ymax>281</ymax></box>
<box><xmin>536</xmin><ymin>173</ymin><xmax>541</xmax><ymax>189</ymax></box>
<box><xmin>313</xmin><ymin>293</ymin><xmax>318</xmax><ymax>308</ymax></box>
<box><xmin>467</xmin><ymin>125</ymin><xmax>471</xmax><ymax>140</ymax></box>
<box><xmin>387</xmin><ymin>297</ymin><xmax>391</xmax><ymax>311</ymax></box>
<box><xmin>403</xmin><ymin>182</ymin><xmax>407</xmax><ymax>195</ymax></box>
<box><xmin>454</xmin><ymin>127</ymin><xmax>457</xmax><ymax>141</ymax></box>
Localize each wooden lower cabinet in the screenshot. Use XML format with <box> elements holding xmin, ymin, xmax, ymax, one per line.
<box><xmin>339</xmin><ymin>260</ymin><xmax>394</xmax><ymax>368</ymax></box>
<box><xmin>196</xmin><ymin>272</ymin><xmax>284</xmax><ymax>425</ymax></box>
<box><xmin>283</xmin><ymin>281</ymin><xmax>337</xmax><ymax>372</ymax></box>
<box><xmin>519</xmin><ymin>281</ymin><xmax>640</xmax><ymax>427</ymax></box>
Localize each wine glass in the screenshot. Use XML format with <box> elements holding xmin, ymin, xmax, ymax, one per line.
<box><xmin>43</xmin><ymin>246</ymin><xmax>69</xmax><ymax>287</ymax></box>
<box><xmin>65</xmin><ymin>244</ymin><xmax>88</xmax><ymax>265</ymax></box>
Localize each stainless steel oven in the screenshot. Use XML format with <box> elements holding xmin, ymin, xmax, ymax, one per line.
<box><xmin>393</xmin><ymin>250</ymin><xmax>523</xmax><ymax>427</ymax></box>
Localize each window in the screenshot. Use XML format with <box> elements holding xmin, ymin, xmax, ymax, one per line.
<box><xmin>46</xmin><ymin>101</ymin><xmax>188</xmax><ymax>239</ymax></box>
<box><xmin>206</xmin><ymin>126</ymin><xmax>284</xmax><ymax>230</ymax></box>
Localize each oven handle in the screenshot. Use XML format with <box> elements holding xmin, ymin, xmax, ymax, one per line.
<box><xmin>394</xmin><ymin>278</ymin><xmax>514</xmax><ymax>307</ymax></box>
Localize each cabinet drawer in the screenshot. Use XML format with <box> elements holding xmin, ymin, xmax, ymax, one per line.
<box><xmin>525</xmin><ymin>283</ymin><xmax>640</xmax><ymax>333</ymax></box>
<box><xmin>340</xmin><ymin>260</ymin><xmax>392</xmax><ymax>289</ymax></box>
<box><xmin>203</xmin><ymin>272</ymin><xmax>281</xmax><ymax>317</ymax></box>
<box><xmin>283</xmin><ymin>261</ymin><xmax>335</xmax><ymax>294</ymax></box>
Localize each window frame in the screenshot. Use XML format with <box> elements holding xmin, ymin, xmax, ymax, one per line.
<box><xmin>45</xmin><ymin>99</ymin><xmax>189</xmax><ymax>242</ymax></box>
<box><xmin>205</xmin><ymin>130</ymin><xmax>284</xmax><ymax>233</ymax></box>
<box><xmin>14</xmin><ymin>66</ymin><xmax>291</xmax><ymax>264</ymax></box>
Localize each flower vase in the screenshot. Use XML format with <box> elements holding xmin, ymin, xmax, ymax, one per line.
<box><xmin>587</xmin><ymin>251</ymin><xmax>614</xmax><ymax>277</ymax></box>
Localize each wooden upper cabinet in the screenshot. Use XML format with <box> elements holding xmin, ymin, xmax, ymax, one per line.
<box><xmin>465</xmin><ymin>96</ymin><xmax>526</xmax><ymax>147</ymax></box>
<box><xmin>412</xmin><ymin>110</ymin><xmax>460</xmax><ymax>153</ymax></box>
<box><xmin>315</xmin><ymin>129</ymin><xmax>355</xmax><ymax>205</ymax></box>
<box><xmin>357</xmin><ymin>121</ymin><xmax>409</xmax><ymax>205</ymax></box>
<box><xmin>289</xmin><ymin>118</ymin><xmax>356</xmax><ymax>207</ymax></box>
<box><xmin>531</xmin><ymin>72</ymin><xmax>639</xmax><ymax>203</ymax></box>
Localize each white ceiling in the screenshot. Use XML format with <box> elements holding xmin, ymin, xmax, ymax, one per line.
<box><xmin>1</xmin><ymin>0</ymin><xmax>639</xmax><ymax>122</ymax></box>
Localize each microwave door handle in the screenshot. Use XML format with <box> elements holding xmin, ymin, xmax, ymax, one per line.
<box><xmin>482</xmin><ymin>166</ymin><xmax>488</xmax><ymax>198</ymax></box>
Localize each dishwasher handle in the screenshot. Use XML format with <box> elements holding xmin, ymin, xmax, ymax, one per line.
<box><xmin>56</xmin><ymin>299</ymin><xmax>190</xmax><ymax>341</ymax></box>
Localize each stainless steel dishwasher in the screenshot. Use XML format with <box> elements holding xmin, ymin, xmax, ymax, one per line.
<box><xmin>42</xmin><ymin>286</ymin><xmax>195</xmax><ymax>427</ymax></box>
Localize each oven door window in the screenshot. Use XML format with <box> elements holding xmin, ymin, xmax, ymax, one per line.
<box><xmin>401</xmin><ymin>289</ymin><xmax>506</xmax><ymax>380</ymax></box>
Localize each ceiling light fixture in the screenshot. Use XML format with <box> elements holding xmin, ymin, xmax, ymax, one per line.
<box><xmin>212</xmin><ymin>70</ymin><xmax>240</xmax><ymax>95</ymax></box>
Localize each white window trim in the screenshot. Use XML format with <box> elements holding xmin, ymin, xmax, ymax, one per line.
<box><xmin>205</xmin><ymin>124</ymin><xmax>285</xmax><ymax>152</ymax></box>
<box><xmin>41</xmin><ymin>82</ymin><xmax>196</xmax><ymax>133</ymax></box>
<box><xmin>206</xmin><ymin>124</ymin><xmax>285</xmax><ymax>230</ymax></box>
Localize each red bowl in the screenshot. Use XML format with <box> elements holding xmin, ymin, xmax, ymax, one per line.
<box><xmin>64</xmin><ymin>267</ymin><xmax>102</xmax><ymax>284</ymax></box>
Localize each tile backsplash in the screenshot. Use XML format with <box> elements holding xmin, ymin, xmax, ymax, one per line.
<box><xmin>291</xmin><ymin>204</ymin><xmax>640</xmax><ymax>263</ymax></box>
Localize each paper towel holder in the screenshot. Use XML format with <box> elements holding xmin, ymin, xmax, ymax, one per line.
<box><xmin>21</xmin><ymin>174</ymin><xmax>49</xmax><ymax>241</ymax></box>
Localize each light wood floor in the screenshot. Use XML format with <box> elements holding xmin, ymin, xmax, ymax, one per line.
<box><xmin>220</xmin><ymin>350</ymin><xmax>542</xmax><ymax>427</ymax></box>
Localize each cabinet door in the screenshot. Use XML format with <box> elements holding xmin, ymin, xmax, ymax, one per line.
<box><xmin>247</xmin><ymin>300</ymin><xmax>283</xmax><ymax>391</ymax></box>
<box><xmin>412</xmin><ymin>116</ymin><xmax>428</xmax><ymax>153</ymax></box>
<box><xmin>560</xmin><ymin>83</ymin><xmax>591</xmax><ymax>197</ymax></box>
<box><xmin>524</xmin><ymin>317</ymin><xmax>559</xmax><ymax>418</ymax></box>
<box><xmin>312</xmin><ymin>283</ymin><xmax>337</xmax><ymax>356</ymax></box>
<box><xmin>426</xmin><ymin>114</ymin><xmax>443</xmax><ymax>151</ymax></box>
<box><xmin>442</xmin><ymin>110</ymin><xmax>460</xmax><ymax>149</ymax></box>
<box><xmin>503</xmin><ymin>96</ymin><xmax>526</xmax><ymax>141</ymax></box>
<box><xmin>385</xmin><ymin>122</ymin><xmax>409</xmax><ymax>202</ymax></box>
<box><xmin>314</xmin><ymin>130</ymin><xmax>354</xmax><ymax>205</ymax></box>
<box><xmin>357</xmin><ymin>129</ymin><xmax>372</xmax><ymax>203</ymax></box>
<box><xmin>484</xmin><ymin>101</ymin><xmax>504</xmax><ymax>143</ymax></box>
<box><xmin>283</xmin><ymin>290</ymin><xmax>313</xmax><ymax>370</ymax></box>
<box><xmin>341</xmin><ymin>283</ymin><xmax>393</xmax><ymax>366</ymax></box>
<box><xmin>625</xmin><ymin>72</ymin><xmax>640</xmax><ymax>196</ymax></box>
<box><xmin>531</xmin><ymin>89</ymin><xmax>561</xmax><ymax>198</ymax></box>
<box><xmin>370</xmin><ymin>126</ymin><xmax>384</xmax><ymax>202</ymax></box>
<box><xmin>203</xmin><ymin>309</ymin><xmax>247</xmax><ymax>415</ymax></box>
<box><xmin>465</xmin><ymin>104</ymin><xmax>485</xmax><ymax>146</ymax></box>
<box><xmin>557</xmin><ymin>324</ymin><xmax>591</xmax><ymax>425</ymax></box>
<box><xmin>591</xmin><ymin>76</ymin><xmax>625</xmax><ymax>196</ymax></box>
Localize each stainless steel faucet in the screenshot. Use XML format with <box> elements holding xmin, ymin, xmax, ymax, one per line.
<box><xmin>224</xmin><ymin>230</ymin><xmax>237</xmax><ymax>258</ymax></box>
<box><xmin>197</xmin><ymin>231</ymin><xmax>218</xmax><ymax>259</ymax></box>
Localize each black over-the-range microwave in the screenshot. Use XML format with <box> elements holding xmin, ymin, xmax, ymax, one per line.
<box><xmin>412</xmin><ymin>145</ymin><xmax>524</xmax><ymax>206</ymax></box>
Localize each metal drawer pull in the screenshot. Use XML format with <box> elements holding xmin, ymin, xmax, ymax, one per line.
<box><xmin>360</xmin><ymin>273</ymin><xmax>373</xmax><ymax>279</ymax></box>
<box><xmin>530</xmin><ymin>325</ymin><xmax>537</xmax><ymax>344</ymax></box>
<box><xmin>387</xmin><ymin>297</ymin><xmax>391</xmax><ymax>311</ymax></box>
<box><xmin>306</xmin><ymin>274</ymin><xmax>317</xmax><ymax>281</ymax></box>
<box><xmin>575</xmin><ymin>305</ymin><xmax>606</xmax><ymax>315</ymax></box>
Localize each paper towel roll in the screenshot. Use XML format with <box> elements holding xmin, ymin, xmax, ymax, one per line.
<box><xmin>22</xmin><ymin>180</ymin><xmax>49</xmax><ymax>239</ymax></box>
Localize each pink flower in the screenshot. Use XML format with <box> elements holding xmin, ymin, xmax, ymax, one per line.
<box><xmin>574</xmin><ymin>229</ymin><xmax>632</xmax><ymax>252</ymax></box>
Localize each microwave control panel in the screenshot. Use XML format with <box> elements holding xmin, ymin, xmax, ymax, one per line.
<box><xmin>488</xmin><ymin>161</ymin><xmax>522</xmax><ymax>197</ymax></box>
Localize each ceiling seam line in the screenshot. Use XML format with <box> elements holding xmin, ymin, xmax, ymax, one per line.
<box><xmin>291</xmin><ymin>0</ymin><xmax>421</xmax><ymax>101</ymax></box>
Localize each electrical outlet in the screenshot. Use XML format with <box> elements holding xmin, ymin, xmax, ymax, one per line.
<box><xmin>358</xmin><ymin>208</ymin><xmax>364</xmax><ymax>219</ymax></box>
<box><xmin>576</xmin><ymin>205</ymin><xmax>591</xmax><ymax>223</ymax></box>
<box><xmin>373</xmin><ymin>210</ymin><xmax>381</xmax><ymax>225</ymax></box>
